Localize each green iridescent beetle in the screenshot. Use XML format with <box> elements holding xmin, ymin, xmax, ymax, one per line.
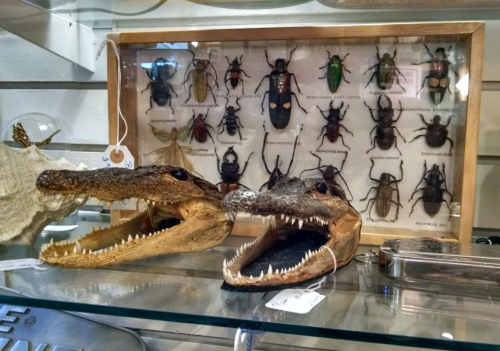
<box><xmin>318</xmin><ymin>51</ymin><xmax>351</xmax><ymax>93</ymax></box>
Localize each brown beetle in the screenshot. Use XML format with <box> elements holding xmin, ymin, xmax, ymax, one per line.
<box><xmin>183</xmin><ymin>50</ymin><xmax>219</xmax><ymax>104</ymax></box>
<box><xmin>188</xmin><ymin>109</ymin><xmax>215</xmax><ymax>144</ymax></box>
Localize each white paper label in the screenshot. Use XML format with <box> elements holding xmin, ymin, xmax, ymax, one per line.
<box><xmin>265</xmin><ymin>289</ymin><xmax>325</xmax><ymax>314</ymax></box>
<box><xmin>0</xmin><ymin>259</ymin><xmax>40</xmax><ymax>271</ymax></box>
<box><xmin>101</xmin><ymin>145</ymin><xmax>136</xmax><ymax>210</ymax></box>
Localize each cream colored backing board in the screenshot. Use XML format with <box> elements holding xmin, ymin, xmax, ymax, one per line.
<box><xmin>132</xmin><ymin>37</ymin><xmax>468</xmax><ymax>236</ymax></box>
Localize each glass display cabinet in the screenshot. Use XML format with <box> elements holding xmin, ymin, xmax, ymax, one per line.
<box><xmin>0</xmin><ymin>1</ymin><xmax>498</xmax><ymax>351</ymax></box>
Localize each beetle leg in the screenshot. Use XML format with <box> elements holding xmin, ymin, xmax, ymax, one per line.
<box><xmin>409</xmin><ymin>197</ymin><xmax>424</xmax><ymax>217</ymax></box>
<box><xmin>182</xmin><ymin>70</ymin><xmax>193</xmax><ymax>88</ymax></box>
<box><xmin>239</xmin><ymin>152</ymin><xmax>254</xmax><ymax>177</ymax></box>
<box><xmin>241</xmin><ymin>69</ymin><xmax>251</xmax><ymax>78</ymax></box>
<box><xmin>393</xmin><ymin>126</ymin><xmax>407</xmax><ymax>143</ymax></box>
<box><xmin>286</xmin><ymin>124</ymin><xmax>303</xmax><ymax>176</ymax></box>
<box><xmin>167</xmin><ymin>83</ymin><xmax>178</xmax><ymax>98</ymax></box>
<box><xmin>365</xmin><ymin>70</ymin><xmax>378</xmax><ymax>88</ymax></box>
<box><xmin>317</xmin><ymin>126</ymin><xmax>327</xmax><ymax>140</ymax></box>
<box><xmin>393</xmin><ymin>136</ymin><xmax>403</xmax><ymax>156</ymax></box>
<box><xmin>205</xmin><ymin>127</ymin><xmax>215</xmax><ymax>144</ymax></box>
<box><xmin>254</xmin><ymin>75</ymin><xmax>269</xmax><ymax>94</ymax></box>
<box><xmin>206</xmin><ymin>72</ymin><xmax>219</xmax><ymax>90</ymax></box>
<box><xmin>318</xmin><ymin>62</ymin><xmax>328</xmax><ymax>70</ymax></box>
<box><xmin>168</xmin><ymin>96</ymin><xmax>174</xmax><ymax>114</ymax></box>
<box><xmin>289</xmin><ymin>73</ymin><xmax>303</xmax><ymax>94</ymax></box>
<box><xmin>141</xmin><ymin>82</ymin><xmax>151</xmax><ymax>94</ymax></box>
<box><xmin>237</xmin><ymin>126</ymin><xmax>247</xmax><ymax>141</ymax></box>
<box><xmin>395</xmin><ymin>71</ymin><xmax>406</xmax><ymax>92</ymax></box>
<box><xmin>337</xmin><ymin>173</ymin><xmax>353</xmax><ymax>201</ymax></box>
<box><xmin>261</xmin><ymin>125</ymin><xmax>272</xmax><ymax>175</ymax></box>
<box><xmin>424</xmin><ymin>44</ymin><xmax>433</xmax><ymax>57</ymax></box>
<box><xmin>364</xmin><ymin>63</ymin><xmax>379</xmax><ymax>75</ymax></box>
<box><xmin>417</xmin><ymin>75</ymin><xmax>430</xmax><ymax>95</ymax></box>
<box><xmin>340</xmin><ymin>104</ymin><xmax>350</xmax><ymax>120</ymax></box>
<box><xmin>359</xmin><ymin>194</ymin><xmax>375</xmax><ymax>209</ymax></box>
<box><xmin>409</xmin><ymin>134</ymin><xmax>425</xmax><ymax>144</ymax></box>
<box><xmin>291</xmin><ymin>92</ymin><xmax>307</xmax><ymax>113</ymax></box>
<box><xmin>447</xmin><ymin>137</ymin><xmax>454</xmax><ymax>154</ymax></box>
<box><xmin>342</xmin><ymin>70</ymin><xmax>350</xmax><ymax>84</ymax></box>
<box><xmin>411</xmin><ymin>60</ymin><xmax>432</xmax><ymax>66</ymax></box>
<box><xmin>184</xmin><ymin>85</ymin><xmax>193</xmax><ymax>103</ymax></box>
<box><xmin>207</xmin><ymin>84</ymin><xmax>218</xmax><ymax>106</ymax></box>
<box><xmin>450</xmin><ymin>62</ymin><xmax>459</xmax><ymax>77</ymax></box>
<box><xmin>224</xmin><ymin>77</ymin><xmax>231</xmax><ymax>94</ymax></box>
<box><xmin>413</xmin><ymin>127</ymin><xmax>427</xmax><ymax>132</ymax></box>
<box><xmin>145</xmin><ymin>96</ymin><xmax>154</xmax><ymax>114</ymax></box>
<box><xmin>259</xmin><ymin>181</ymin><xmax>269</xmax><ymax>192</ymax></box>
<box><xmin>260</xmin><ymin>91</ymin><xmax>269</xmax><ymax>115</ymax></box>
<box><xmin>393</xmin><ymin>101</ymin><xmax>403</xmax><ymax>122</ymax></box>
<box><xmin>340</xmin><ymin>124</ymin><xmax>354</xmax><ymax>136</ymax></box>
<box><xmin>318</xmin><ymin>70</ymin><xmax>328</xmax><ymax>80</ymax></box>
<box><xmin>368</xmin><ymin>125</ymin><xmax>377</xmax><ymax>144</ymax></box>
<box><xmin>338</xmin><ymin>134</ymin><xmax>351</xmax><ymax>151</ymax></box>
<box><xmin>239</xmin><ymin>77</ymin><xmax>245</xmax><ymax>95</ymax></box>
<box><xmin>316</xmin><ymin>133</ymin><xmax>328</xmax><ymax>151</ymax></box>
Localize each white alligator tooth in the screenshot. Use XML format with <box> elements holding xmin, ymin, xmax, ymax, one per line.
<box><xmin>305</xmin><ymin>252</ymin><xmax>309</xmax><ymax>259</ymax></box>
<box><xmin>308</xmin><ymin>250</ymin><xmax>312</xmax><ymax>257</ymax></box>
<box><xmin>260</xmin><ymin>271</ymin><xmax>264</xmax><ymax>278</ymax></box>
<box><xmin>238</xmin><ymin>271</ymin><xmax>242</xmax><ymax>278</ymax></box>
<box><xmin>228</xmin><ymin>270</ymin><xmax>233</xmax><ymax>278</ymax></box>
<box><xmin>64</xmin><ymin>250</ymin><xmax>68</xmax><ymax>256</ymax></box>
<box><xmin>121</xmin><ymin>239</ymin><xmax>125</xmax><ymax>245</ymax></box>
<box><xmin>73</xmin><ymin>246</ymin><xmax>77</xmax><ymax>254</ymax></box>
<box><xmin>107</xmin><ymin>201</ymin><xmax>112</xmax><ymax>208</ymax></box>
<box><xmin>298</xmin><ymin>219</ymin><xmax>303</xmax><ymax>229</ymax></box>
<box><xmin>54</xmin><ymin>252</ymin><xmax>58</xmax><ymax>257</ymax></box>
<box><xmin>152</xmin><ymin>201</ymin><xmax>156</xmax><ymax>206</ymax></box>
<box><xmin>135</xmin><ymin>234</ymin><xmax>139</xmax><ymax>240</ymax></box>
<box><xmin>268</xmin><ymin>264</ymin><xmax>273</xmax><ymax>275</ymax></box>
<box><xmin>275</xmin><ymin>269</ymin><xmax>279</xmax><ymax>274</ymax></box>
<box><xmin>128</xmin><ymin>235</ymin><xmax>133</xmax><ymax>242</ymax></box>
<box><xmin>146</xmin><ymin>199</ymin><xmax>151</xmax><ymax>205</ymax></box>
<box><xmin>110</xmin><ymin>247</ymin><xmax>113</xmax><ymax>251</ymax></box>
<box><xmin>142</xmin><ymin>234</ymin><xmax>146</xmax><ymax>239</ymax></box>
<box><xmin>310</xmin><ymin>216</ymin><xmax>313</xmax><ymax>222</ymax></box>
<box><xmin>82</xmin><ymin>249</ymin><xmax>86</xmax><ymax>254</ymax></box>
<box><xmin>223</xmin><ymin>259</ymin><xmax>227</xmax><ymax>268</ymax></box>
<box><xmin>50</xmin><ymin>238</ymin><xmax>54</xmax><ymax>244</ymax></box>
<box><xmin>261</xmin><ymin>216</ymin><xmax>266</xmax><ymax>224</ymax></box>
<box><xmin>225</xmin><ymin>213</ymin><xmax>231</xmax><ymax>221</ymax></box>
<box><xmin>236</xmin><ymin>249</ymin><xmax>240</xmax><ymax>256</ymax></box>
<box><xmin>281</xmin><ymin>214</ymin><xmax>284</xmax><ymax>220</ymax></box>
<box><xmin>285</xmin><ymin>216</ymin><xmax>289</xmax><ymax>223</ymax></box>
<box><xmin>281</xmin><ymin>268</ymin><xmax>284</xmax><ymax>274</ymax></box>
<box><xmin>89</xmin><ymin>249</ymin><xmax>93</xmax><ymax>254</ymax></box>
<box><xmin>291</xmin><ymin>218</ymin><xmax>296</xmax><ymax>225</ymax></box>
<box><xmin>148</xmin><ymin>233</ymin><xmax>152</xmax><ymax>237</ymax></box>
<box><xmin>302</xmin><ymin>257</ymin><xmax>305</xmax><ymax>264</ymax></box>
<box><xmin>115</xmin><ymin>243</ymin><xmax>119</xmax><ymax>249</ymax></box>
<box><xmin>250</xmin><ymin>275</ymin><xmax>253</xmax><ymax>279</ymax></box>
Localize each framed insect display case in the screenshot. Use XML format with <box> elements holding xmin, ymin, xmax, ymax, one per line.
<box><xmin>106</xmin><ymin>22</ymin><xmax>484</xmax><ymax>245</ymax></box>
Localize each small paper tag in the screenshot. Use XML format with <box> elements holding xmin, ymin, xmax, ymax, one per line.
<box><xmin>0</xmin><ymin>259</ymin><xmax>40</xmax><ymax>271</ymax></box>
<box><xmin>101</xmin><ymin>145</ymin><xmax>136</xmax><ymax>210</ymax></box>
<box><xmin>265</xmin><ymin>289</ymin><xmax>325</xmax><ymax>314</ymax></box>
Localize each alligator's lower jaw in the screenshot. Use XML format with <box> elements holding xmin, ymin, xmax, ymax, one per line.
<box><xmin>223</xmin><ymin>208</ymin><xmax>361</xmax><ymax>289</ymax></box>
<box><xmin>39</xmin><ymin>209</ymin><xmax>232</xmax><ymax>269</ymax></box>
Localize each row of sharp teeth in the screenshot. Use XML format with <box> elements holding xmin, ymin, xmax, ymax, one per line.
<box><xmin>223</xmin><ymin>242</ymin><xmax>324</xmax><ymax>279</ymax></box>
<box><xmin>40</xmin><ymin>230</ymin><xmax>166</xmax><ymax>257</ymax></box>
<box><xmin>261</xmin><ymin>214</ymin><xmax>329</xmax><ymax>229</ymax></box>
<box><xmin>95</xmin><ymin>198</ymin><xmax>177</xmax><ymax>208</ymax></box>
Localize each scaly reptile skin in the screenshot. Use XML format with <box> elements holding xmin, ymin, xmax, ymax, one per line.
<box><xmin>222</xmin><ymin>176</ymin><xmax>361</xmax><ymax>289</ymax></box>
<box><xmin>36</xmin><ymin>165</ymin><xmax>233</xmax><ymax>268</ymax></box>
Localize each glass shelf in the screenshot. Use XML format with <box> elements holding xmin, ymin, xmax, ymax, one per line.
<box><xmin>0</xmin><ymin>211</ymin><xmax>500</xmax><ymax>350</ymax></box>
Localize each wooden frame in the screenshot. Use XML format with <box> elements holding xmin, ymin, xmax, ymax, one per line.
<box><xmin>107</xmin><ymin>22</ymin><xmax>484</xmax><ymax>245</ymax></box>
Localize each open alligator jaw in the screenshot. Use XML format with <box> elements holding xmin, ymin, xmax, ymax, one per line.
<box><xmin>222</xmin><ymin>177</ymin><xmax>361</xmax><ymax>289</ymax></box>
<box><xmin>36</xmin><ymin>165</ymin><xmax>233</xmax><ymax>268</ymax></box>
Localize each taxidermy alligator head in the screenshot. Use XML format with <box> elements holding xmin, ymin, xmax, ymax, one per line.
<box><xmin>222</xmin><ymin>176</ymin><xmax>361</xmax><ymax>290</ymax></box>
<box><xmin>36</xmin><ymin>166</ymin><xmax>233</xmax><ymax>268</ymax></box>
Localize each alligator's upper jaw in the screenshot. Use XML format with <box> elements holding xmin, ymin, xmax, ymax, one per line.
<box><xmin>222</xmin><ymin>179</ymin><xmax>361</xmax><ymax>289</ymax></box>
<box><xmin>36</xmin><ymin>166</ymin><xmax>232</xmax><ymax>268</ymax></box>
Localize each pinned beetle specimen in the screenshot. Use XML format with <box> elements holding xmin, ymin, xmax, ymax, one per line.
<box><xmin>412</xmin><ymin>45</ymin><xmax>458</xmax><ymax>105</ymax></box>
<box><xmin>141</xmin><ymin>58</ymin><xmax>178</xmax><ymax>114</ymax></box>
<box><xmin>318</xmin><ymin>51</ymin><xmax>351</xmax><ymax>93</ymax></box>
<box><xmin>217</xmin><ymin>97</ymin><xmax>246</xmax><ymax>141</ymax></box>
<box><xmin>360</xmin><ymin>159</ymin><xmax>403</xmax><ymax>222</ymax></box>
<box><xmin>215</xmin><ymin>146</ymin><xmax>254</xmax><ymax>197</ymax></box>
<box><xmin>364</xmin><ymin>47</ymin><xmax>405</xmax><ymax>91</ymax></box>
<box><xmin>183</xmin><ymin>50</ymin><xmax>219</xmax><ymax>104</ymax></box>
<box><xmin>224</xmin><ymin>56</ymin><xmax>251</xmax><ymax>94</ymax></box>
<box><xmin>409</xmin><ymin>161</ymin><xmax>452</xmax><ymax>217</ymax></box>
<box><xmin>316</xmin><ymin>100</ymin><xmax>353</xmax><ymax>150</ymax></box>
<box><xmin>300</xmin><ymin>151</ymin><xmax>352</xmax><ymax>202</ymax></box>
<box><xmin>409</xmin><ymin>114</ymin><xmax>454</xmax><ymax>154</ymax></box>
<box><xmin>189</xmin><ymin>109</ymin><xmax>215</xmax><ymax>144</ymax></box>
<box><xmin>254</xmin><ymin>47</ymin><xmax>307</xmax><ymax>129</ymax></box>
<box><xmin>365</xmin><ymin>94</ymin><xmax>406</xmax><ymax>155</ymax></box>
<box><xmin>260</xmin><ymin>122</ymin><xmax>303</xmax><ymax>191</ymax></box>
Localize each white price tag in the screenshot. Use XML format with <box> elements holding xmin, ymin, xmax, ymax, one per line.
<box><xmin>0</xmin><ymin>259</ymin><xmax>40</xmax><ymax>271</ymax></box>
<box><xmin>101</xmin><ymin>146</ymin><xmax>136</xmax><ymax>210</ymax></box>
<box><xmin>265</xmin><ymin>289</ymin><xmax>325</xmax><ymax>314</ymax></box>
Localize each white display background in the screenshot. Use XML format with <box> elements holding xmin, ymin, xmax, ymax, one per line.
<box><xmin>130</xmin><ymin>37</ymin><xmax>468</xmax><ymax>234</ymax></box>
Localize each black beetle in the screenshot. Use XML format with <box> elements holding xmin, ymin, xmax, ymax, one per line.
<box><xmin>409</xmin><ymin>114</ymin><xmax>454</xmax><ymax>154</ymax></box>
<box><xmin>365</xmin><ymin>47</ymin><xmax>405</xmax><ymax>91</ymax></box>
<box><xmin>217</xmin><ymin>97</ymin><xmax>246</xmax><ymax>141</ymax></box>
<box><xmin>254</xmin><ymin>47</ymin><xmax>307</xmax><ymax>130</ymax></box>
<box><xmin>141</xmin><ymin>58</ymin><xmax>178</xmax><ymax>114</ymax></box>
<box><xmin>412</xmin><ymin>44</ymin><xmax>458</xmax><ymax>105</ymax></box>
<box><xmin>300</xmin><ymin>151</ymin><xmax>352</xmax><ymax>201</ymax></box>
<box><xmin>224</xmin><ymin>56</ymin><xmax>251</xmax><ymax>94</ymax></box>
<box><xmin>409</xmin><ymin>161</ymin><xmax>452</xmax><ymax>217</ymax></box>
<box><xmin>360</xmin><ymin>158</ymin><xmax>403</xmax><ymax>222</ymax></box>
<box><xmin>365</xmin><ymin>94</ymin><xmax>406</xmax><ymax>155</ymax></box>
<box><xmin>260</xmin><ymin>122</ymin><xmax>303</xmax><ymax>191</ymax></box>
<box><xmin>318</xmin><ymin>51</ymin><xmax>351</xmax><ymax>93</ymax></box>
<box><xmin>188</xmin><ymin>108</ymin><xmax>215</xmax><ymax>144</ymax></box>
<box><xmin>316</xmin><ymin>100</ymin><xmax>353</xmax><ymax>150</ymax></box>
<box><xmin>183</xmin><ymin>50</ymin><xmax>219</xmax><ymax>105</ymax></box>
<box><xmin>215</xmin><ymin>147</ymin><xmax>254</xmax><ymax>197</ymax></box>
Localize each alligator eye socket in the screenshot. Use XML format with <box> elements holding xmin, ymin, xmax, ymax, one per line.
<box><xmin>171</xmin><ymin>168</ymin><xmax>188</xmax><ymax>181</ymax></box>
<box><xmin>316</xmin><ymin>181</ymin><xmax>328</xmax><ymax>194</ymax></box>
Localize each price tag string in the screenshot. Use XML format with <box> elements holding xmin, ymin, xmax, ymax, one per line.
<box><xmin>96</xmin><ymin>39</ymin><xmax>128</xmax><ymax>154</ymax></box>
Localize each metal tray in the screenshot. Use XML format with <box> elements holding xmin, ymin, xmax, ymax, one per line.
<box><xmin>378</xmin><ymin>238</ymin><xmax>500</xmax><ymax>286</ymax></box>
